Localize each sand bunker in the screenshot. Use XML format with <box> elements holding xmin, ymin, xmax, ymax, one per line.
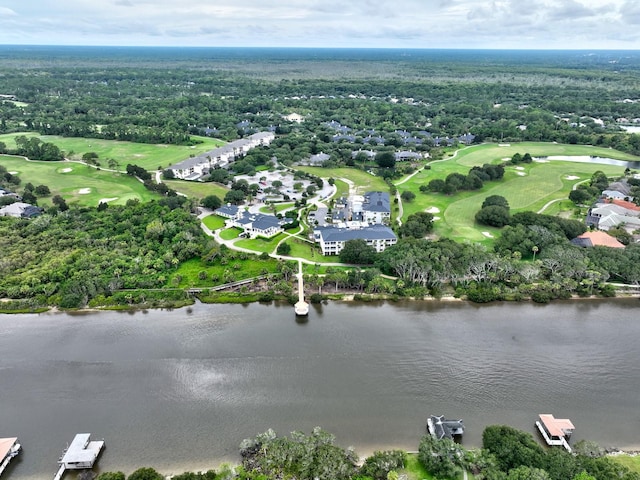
<box><xmin>516</xmin><ymin>172</ymin><xmax>526</xmax><ymax>176</ymax></box>
<box><xmin>515</xmin><ymin>166</ymin><xmax>525</xmax><ymax>170</ymax></box>
<box><xmin>425</xmin><ymin>206</ymin><xmax>441</xmax><ymax>214</ymax></box>
<box><xmin>499</xmin><ymin>143</ymin><xmax>511</xmax><ymax>147</ymax></box>
<box><xmin>565</xmin><ymin>175</ymin><xmax>580</xmax><ymax>180</ymax></box>
<box><xmin>501</xmin><ymin>157</ymin><xmax>511</xmax><ymax>162</ymax></box>
<box><xmin>78</xmin><ymin>188</ymin><xmax>92</xmax><ymax>194</ymax></box>
<box><xmin>60</xmin><ymin>168</ymin><xmax>73</xmax><ymax>173</ymax></box>
<box><xmin>8</xmin><ymin>171</ymin><xmax>18</xmax><ymax>175</ymax></box>
<box><xmin>98</xmin><ymin>197</ymin><xmax>118</xmax><ymax>203</ymax></box>
<box><xmin>482</xmin><ymin>231</ymin><xmax>495</xmax><ymax>238</ymax></box>
<box><xmin>432</xmin><ymin>216</ymin><xmax>441</xmax><ymax>221</ymax></box>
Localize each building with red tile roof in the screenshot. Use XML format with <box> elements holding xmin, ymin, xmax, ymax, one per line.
<box><xmin>572</xmin><ymin>231</ymin><xmax>625</xmax><ymax>248</ymax></box>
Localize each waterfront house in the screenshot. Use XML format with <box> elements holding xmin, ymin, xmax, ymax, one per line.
<box><xmin>313</xmin><ymin>225</ymin><xmax>397</xmax><ymax>255</ymax></box>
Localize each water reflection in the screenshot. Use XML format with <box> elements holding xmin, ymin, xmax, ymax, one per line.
<box><xmin>1</xmin><ymin>299</ymin><xmax>639</xmax><ymax>479</ymax></box>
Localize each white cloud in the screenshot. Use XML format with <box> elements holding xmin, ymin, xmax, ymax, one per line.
<box><xmin>0</xmin><ymin>0</ymin><xmax>635</xmax><ymax>48</ymax></box>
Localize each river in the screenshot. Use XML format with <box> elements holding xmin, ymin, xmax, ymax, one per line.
<box><xmin>1</xmin><ymin>299</ymin><xmax>639</xmax><ymax>479</ymax></box>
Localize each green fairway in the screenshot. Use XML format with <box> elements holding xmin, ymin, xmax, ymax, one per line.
<box><xmin>0</xmin><ymin>132</ymin><xmax>225</xmax><ymax>171</ymax></box>
<box><xmin>294</xmin><ymin>166</ymin><xmax>389</xmax><ymax>193</ymax></box>
<box><xmin>235</xmin><ymin>233</ymin><xmax>288</xmax><ymax>253</ymax></box>
<box><xmin>164</xmin><ymin>179</ymin><xmax>229</xmax><ymax>200</ymax></box>
<box><xmin>397</xmin><ymin>142</ymin><xmax>637</xmax><ymax>243</ymax></box>
<box><xmin>0</xmin><ymin>154</ymin><xmax>158</xmax><ymax>206</ymax></box>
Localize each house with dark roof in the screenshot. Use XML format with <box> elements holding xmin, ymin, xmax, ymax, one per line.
<box><xmin>226</xmin><ymin>211</ymin><xmax>284</xmax><ymax>239</ymax></box>
<box><xmin>0</xmin><ymin>202</ymin><xmax>42</xmax><ymax>218</ymax></box>
<box><xmin>167</xmin><ymin>131</ymin><xmax>275</xmax><ymax>180</ymax></box>
<box><xmin>313</xmin><ymin>225</ymin><xmax>397</xmax><ymax>255</ymax></box>
<box><xmin>214</xmin><ymin>204</ymin><xmax>241</xmax><ymax>220</ymax></box>
<box><xmin>361</xmin><ymin>191</ymin><xmax>391</xmax><ymax>224</ymax></box>
<box><xmin>307</xmin><ymin>152</ymin><xmax>331</xmax><ymax>165</ymax></box>
<box><xmin>395</xmin><ymin>151</ymin><xmax>424</xmax><ymax>162</ymax></box>
<box><xmin>427</xmin><ymin>415</ymin><xmax>465</xmax><ymax>441</ymax></box>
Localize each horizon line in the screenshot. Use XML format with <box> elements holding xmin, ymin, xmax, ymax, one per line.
<box><xmin>1</xmin><ymin>44</ymin><xmax>640</xmax><ymax>52</ymax></box>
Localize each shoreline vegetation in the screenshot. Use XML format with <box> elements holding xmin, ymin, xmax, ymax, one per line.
<box><xmin>83</xmin><ymin>425</ymin><xmax>640</xmax><ymax>480</ymax></box>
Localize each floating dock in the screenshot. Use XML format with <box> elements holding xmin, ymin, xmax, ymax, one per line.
<box><xmin>54</xmin><ymin>433</ymin><xmax>104</xmax><ymax>480</ymax></box>
<box><xmin>535</xmin><ymin>414</ymin><xmax>574</xmax><ymax>452</ymax></box>
<box><xmin>0</xmin><ymin>437</ymin><xmax>21</xmax><ymax>477</ymax></box>
<box><xmin>427</xmin><ymin>415</ymin><xmax>465</xmax><ymax>441</ymax></box>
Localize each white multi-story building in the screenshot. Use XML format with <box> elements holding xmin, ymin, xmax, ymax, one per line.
<box><xmin>313</xmin><ymin>225</ymin><xmax>397</xmax><ymax>255</ymax></box>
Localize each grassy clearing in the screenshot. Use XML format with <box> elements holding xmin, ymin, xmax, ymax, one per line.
<box><xmin>0</xmin><ymin>154</ymin><xmax>158</xmax><ymax>206</ymax></box>
<box><xmin>331</xmin><ymin>179</ymin><xmax>350</xmax><ymax>200</ymax></box>
<box><xmin>397</xmin><ymin>143</ymin><xmax>634</xmax><ymax>243</ymax></box>
<box><xmin>282</xmin><ymin>237</ymin><xmax>337</xmax><ymax>263</ymax></box>
<box><xmin>259</xmin><ymin>202</ymin><xmax>295</xmax><ymax>214</ymax></box>
<box><xmin>202</xmin><ymin>215</ymin><xmax>226</xmax><ymax>230</ymax></box>
<box><xmin>170</xmin><ymin>256</ymin><xmax>280</xmax><ymax>288</ymax></box>
<box><xmin>295</xmin><ymin>166</ymin><xmax>389</xmax><ymax>193</ymax></box>
<box><xmin>220</xmin><ymin>228</ymin><xmax>242</xmax><ymax>240</ymax></box>
<box><xmin>164</xmin><ymin>179</ymin><xmax>229</xmax><ymax>200</ymax></box>
<box><xmin>401</xmin><ymin>453</ymin><xmax>435</xmax><ymax>480</ymax></box>
<box><xmin>610</xmin><ymin>454</ymin><xmax>640</xmax><ymax>474</ymax></box>
<box><xmin>235</xmin><ymin>233</ymin><xmax>288</xmax><ymax>253</ymax></box>
<box><xmin>0</xmin><ymin>132</ymin><xmax>225</xmax><ymax>171</ymax></box>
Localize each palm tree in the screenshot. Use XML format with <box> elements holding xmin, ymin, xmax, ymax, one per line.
<box><xmin>532</xmin><ymin>245</ymin><xmax>539</xmax><ymax>261</ymax></box>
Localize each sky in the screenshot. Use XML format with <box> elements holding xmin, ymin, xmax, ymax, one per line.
<box><xmin>0</xmin><ymin>0</ymin><xmax>639</xmax><ymax>49</ymax></box>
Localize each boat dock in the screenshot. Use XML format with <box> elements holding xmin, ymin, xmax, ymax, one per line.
<box><xmin>0</xmin><ymin>437</ymin><xmax>21</xmax><ymax>477</ymax></box>
<box><xmin>54</xmin><ymin>433</ymin><xmax>104</xmax><ymax>479</ymax></box>
<box><xmin>536</xmin><ymin>414</ymin><xmax>574</xmax><ymax>452</ymax></box>
<box><xmin>427</xmin><ymin>415</ymin><xmax>465</xmax><ymax>441</ymax></box>
<box><xmin>294</xmin><ymin>260</ymin><xmax>309</xmax><ymax>316</ymax></box>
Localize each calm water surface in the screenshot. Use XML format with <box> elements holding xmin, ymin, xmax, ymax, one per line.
<box><xmin>1</xmin><ymin>299</ymin><xmax>639</xmax><ymax>479</ymax></box>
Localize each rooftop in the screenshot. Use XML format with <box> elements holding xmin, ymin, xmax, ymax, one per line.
<box><xmin>0</xmin><ymin>438</ymin><xmax>18</xmax><ymax>460</ymax></box>
<box><xmin>316</xmin><ymin>225</ymin><xmax>396</xmax><ymax>242</ymax></box>
<box><xmin>539</xmin><ymin>414</ymin><xmax>574</xmax><ymax>438</ymax></box>
<box><xmin>574</xmin><ymin>231</ymin><xmax>625</xmax><ymax>248</ymax></box>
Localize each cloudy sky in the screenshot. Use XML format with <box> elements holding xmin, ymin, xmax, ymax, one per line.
<box><xmin>0</xmin><ymin>0</ymin><xmax>639</xmax><ymax>49</ymax></box>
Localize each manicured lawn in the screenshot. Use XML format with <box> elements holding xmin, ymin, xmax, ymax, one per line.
<box><xmin>0</xmin><ymin>132</ymin><xmax>225</xmax><ymax>171</ymax></box>
<box><xmin>202</xmin><ymin>215</ymin><xmax>227</xmax><ymax>230</ymax></box>
<box><xmin>220</xmin><ymin>228</ymin><xmax>242</xmax><ymax>240</ymax></box>
<box><xmin>164</xmin><ymin>179</ymin><xmax>229</xmax><ymax>199</ymax></box>
<box><xmin>0</xmin><ymin>154</ymin><xmax>158</xmax><ymax>206</ymax></box>
<box><xmin>397</xmin><ymin>142</ymin><xmax>635</xmax><ymax>243</ymax></box>
<box><xmin>284</xmin><ymin>237</ymin><xmax>337</xmax><ymax>263</ymax></box>
<box><xmin>235</xmin><ymin>233</ymin><xmax>288</xmax><ymax>253</ymax></box>
<box><xmin>294</xmin><ymin>166</ymin><xmax>389</xmax><ymax>193</ymax></box>
<box><xmin>611</xmin><ymin>454</ymin><xmax>640</xmax><ymax>475</ymax></box>
<box><xmin>259</xmin><ymin>202</ymin><xmax>295</xmax><ymax>214</ymax></box>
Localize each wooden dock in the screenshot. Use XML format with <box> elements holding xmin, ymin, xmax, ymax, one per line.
<box><xmin>0</xmin><ymin>437</ymin><xmax>21</xmax><ymax>477</ymax></box>
<box><xmin>53</xmin><ymin>433</ymin><xmax>105</xmax><ymax>479</ymax></box>
<box><xmin>294</xmin><ymin>260</ymin><xmax>309</xmax><ymax>316</ymax></box>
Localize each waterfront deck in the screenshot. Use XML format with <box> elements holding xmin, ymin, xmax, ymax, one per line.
<box><xmin>536</xmin><ymin>414</ymin><xmax>574</xmax><ymax>452</ymax></box>
<box><xmin>0</xmin><ymin>437</ymin><xmax>21</xmax><ymax>477</ymax></box>
<box><xmin>54</xmin><ymin>433</ymin><xmax>104</xmax><ymax>479</ymax></box>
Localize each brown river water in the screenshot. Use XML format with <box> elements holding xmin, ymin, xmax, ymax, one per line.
<box><xmin>1</xmin><ymin>298</ymin><xmax>639</xmax><ymax>478</ymax></box>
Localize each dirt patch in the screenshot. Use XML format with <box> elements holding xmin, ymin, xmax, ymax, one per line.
<box><xmin>78</xmin><ymin>188</ymin><xmax>92</xmax><ymax>194</ymax></box>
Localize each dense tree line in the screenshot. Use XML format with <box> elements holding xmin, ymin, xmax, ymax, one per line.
<box><xmin>93</xmin><ymin>424</ymin><xmax>639</xmax><ymax>480</ymax></box>
<box><xmin>0</xmin><ymin>198</ymin><xmax>206</xmax><ymax>308</ymax></box>
<box><xmin>3</xmin><ymin>49</ymin><xmax>640</xmax><ymax>156</ymax></box>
